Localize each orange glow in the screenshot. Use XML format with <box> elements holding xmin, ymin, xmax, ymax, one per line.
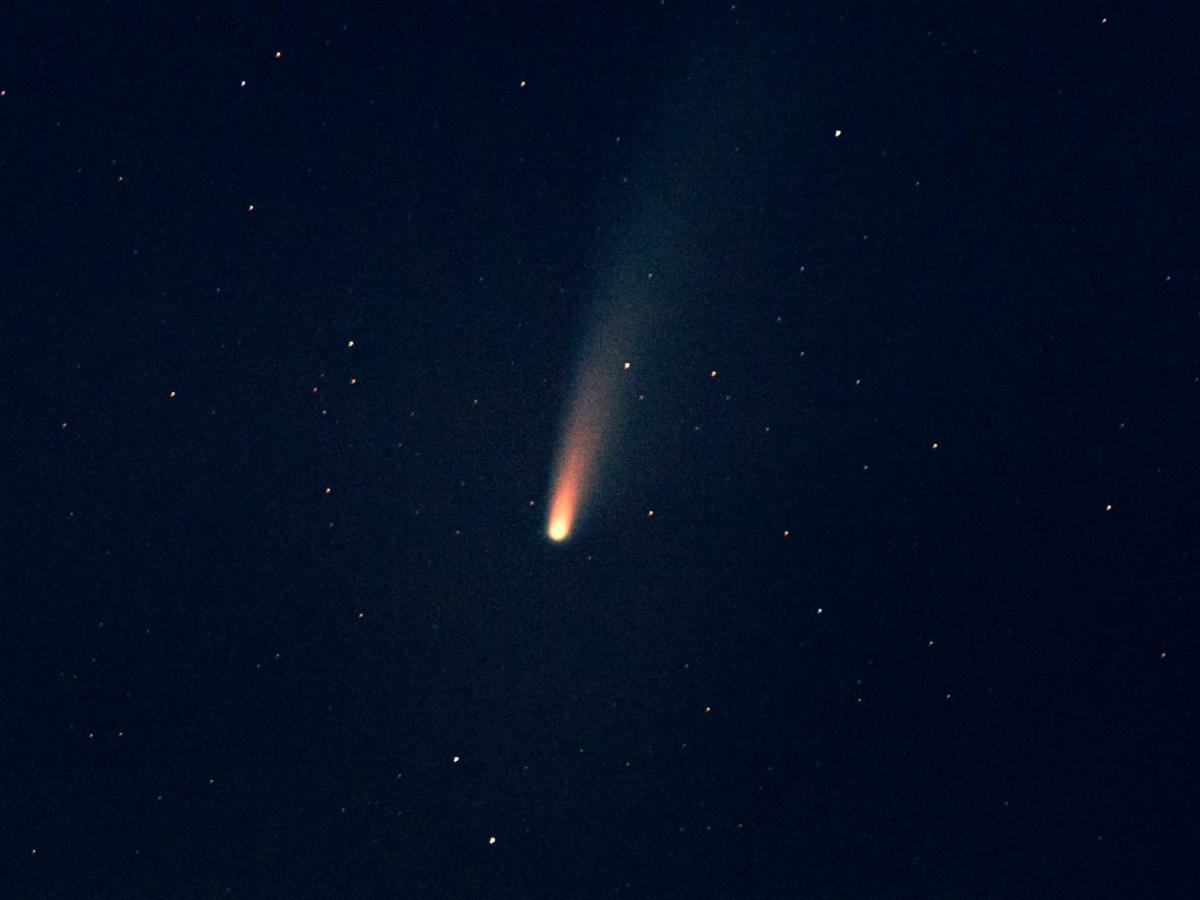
<box><xmin>546</xmin><ymin>365</ymin><xmax>611</xmax><ymax>543</ymax></box>
<box><xmin>546</xmin><ymin>431</ymin><xmax>586</xmax><ymax>542</ymax></box>
<box><xmin>547</xmin><ymin>464</ymin><xmax>578</xmax><ymax>540</ymax></box>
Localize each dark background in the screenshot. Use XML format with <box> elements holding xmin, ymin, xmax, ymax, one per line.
<box><xmin>3</xmin><ymin>3</ymin><xmax>1197</xmax><ymax>897</ymax></box>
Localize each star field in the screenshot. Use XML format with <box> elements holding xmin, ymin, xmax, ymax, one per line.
<box><xmin>3</xmin><ymin>4</ymin><xmax>1198</xmax><ymax>897</ymax></box>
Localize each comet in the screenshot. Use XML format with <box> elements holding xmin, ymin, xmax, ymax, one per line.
<box><xmin>546</xmin><ymin>348</ymin><xmax>617</xmax><ymax>542</ymax></box>
<box><xmin>545</xmin><ymin>277</ymin><xmax>647</xmax><ymax>543</ymax></box>
<box><xmin>542</xmin><ymin>25</ymin><xmax>773</xmax><ymax>544</ymax></box>
<box><xmin>542</xmin><ymin>31</ymin><xmax>742</xmax><ymax>543</ymax></box>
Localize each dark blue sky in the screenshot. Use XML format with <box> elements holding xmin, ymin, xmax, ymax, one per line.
<box><xmin>4</xmin><ymin>3</ymin><xmax>1197</xmax><ymax>896</ymax></box>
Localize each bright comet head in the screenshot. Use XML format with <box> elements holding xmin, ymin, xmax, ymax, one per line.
<box><xmin>547</xmin><ymin>516</ymin><xmax>570</xmax><ymax>542</ymax></box>
<box><xmin>546</xmin><ymin>475</ymin><xmax>578</xmax><ymax>542</ymax></box>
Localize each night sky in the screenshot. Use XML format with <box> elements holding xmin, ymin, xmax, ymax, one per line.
<box><xmin>4</xmin><ymin>3</ymin><xmax>1198</xmax><ymax>897</ymax></box>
